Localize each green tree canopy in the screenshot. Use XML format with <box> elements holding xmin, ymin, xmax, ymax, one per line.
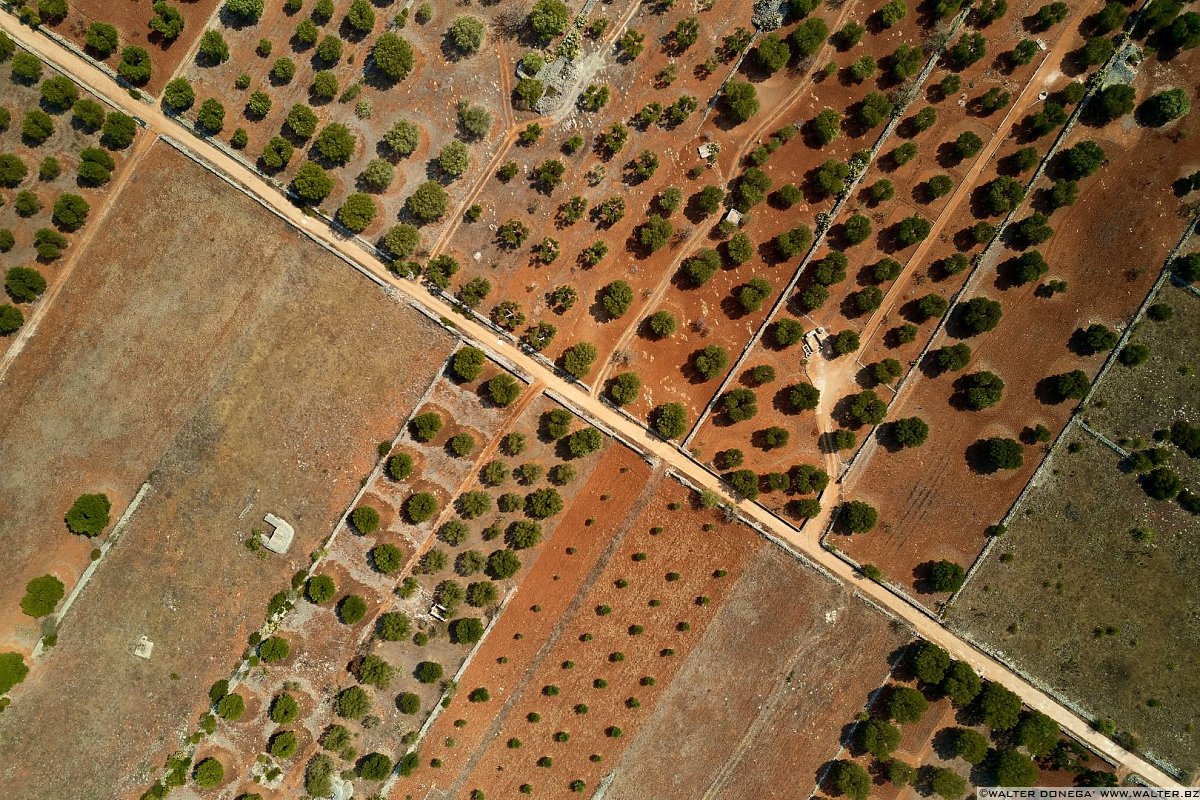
<box><xmin>407</xmin><ymin>181</ymin><xmax>449</xmax><ymax>222</ymax></box>
<box><xmin>722</xmin><ymin>80</ymin><xmax>760</xmax><ymax>123</ymax></box>
<box><xmin>831</xmin><ymin>760</ymin><xmax>871</xmax><ymax>800</ymax></box>
<box><xmin>929</xmin><ymin>559</ymin><xmax>966</xmax><ymax>592</ymax></box>
<box><xmin>19</xmin><ymin>574</ymin><xmax>64</xmax><ymax>618</ymax></box>
<box><xmin>910</xmin><ymin>640</ymin><xmax>950</xmax><ymax>684</ymax></box>
<box><xmin>859</xmin><ymin>717</ymin><xmax>901</xmax><ymax>759</ymax></box>
<box><xmin>373</xmin><ymin>33</ymin><xmax>415</xmax><ymax>82</ymax></box>
<box><xmin>193</xmin><ymin>757</ymin><xmax>224</xmax><ymax>788</ymax></box>
<box><xmin>885</xmin><ymin>685</ymin><xmax>928</xmax><ymax>723</ymax></box>
<box><xmin>840</xmin><ymin>500</ymin><xmax>877</xmax><ymax>533</ymax></box>
<box><xmin>65</xmin><ymin>493</ymin><xmax>111</xmax><ymax>536</ymax></box>
<box><xmin>652</xmin><ymin>402</ymin><xmax>688</xmax><ymax>439</ymax></box>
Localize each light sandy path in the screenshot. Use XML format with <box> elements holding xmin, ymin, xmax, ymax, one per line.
<box><xmin>0</xmin><ymin>14</ymin><xmax>1181</xmax><ymax>788</ymax></box>
<box><xmin>591</xmin><ymin>0</ymin><xmax>863</xmax><ymax>396</ymax></box>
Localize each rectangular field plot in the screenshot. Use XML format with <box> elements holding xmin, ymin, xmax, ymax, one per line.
<box><xmin>0</xmin><ymin>45</ymin><xmax>144</xmax><ymax>362</ymax></box>
<box><xmin>606</xmin><ymin>544</ymin><xmax>910</xmax><ymax>800</ymax></box>
<box><xmin>0</xmin><ymin>142</ymin><xmax>453</xmax><ymax>800</ymax></box>
<box><xmin>47</xmin><ymin>0</ymin><xmax>222</xmax><ymax>95</ymax></box>
<box><xmin>947</xmin><ymin>424</ymin><xmax>1200</xmax><ymax>777</ymax></box>
<box><xmin>1084</xmin><ymin>282</ymin><xmax>1200</xmax><ymax>488</ymax></box>
<box><xmin>197</xmin><ymin>388</ymin><xmax>639</xmax><ymax>800</ymax></box>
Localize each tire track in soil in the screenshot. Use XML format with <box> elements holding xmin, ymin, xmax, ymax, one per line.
<box><xmin>6</xmin><ymin>14</ymin><xmax>1184</xmax><ymax>787</ymax></box>
<box><xmin>311</xmin><ymin>379</ymin><xmax>547</xmax><ymax>789</ymax></box>
<box><xmin>428</xmin><ymin>462</ymin><xmax>668</xmax><ymax>800</ymax></box>
<box><xmin>725</xmin><ymin>0</ymin><xmax>862</xmax><ymax>170</ymax></box>
<box><xmin>0</xmin><ymin>130</ymin><xmax>158</xmax><ymax>386</ymax></box>
<box><xmin>590</xmin><ymin>3</ymin><xmax>861</xmax><ymax>398</ymax></box>
<box><xmin>425</xmin><ymin>33</ymin><xmax>528</xmax><ymax>259</ymax></box>
<box><xmin>408</xmin><ymin>378</ymin><xmax>546</xmax><ymax>559</ymax></box>
<box><xmin>802</xmin><ymin>355</ymin><xmax>848</xmax><ymax>536</ymax></box>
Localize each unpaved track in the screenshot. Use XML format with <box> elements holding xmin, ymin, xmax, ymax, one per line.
<box><xmin>0</xmin><ymin>13</ymin><xmax>1179</xmax><ymax>788</ymax></box>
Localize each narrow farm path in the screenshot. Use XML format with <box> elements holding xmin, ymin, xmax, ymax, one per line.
<box><xmin>590</xmin><ymin>1</ymin><xmax>864</xmax><ymax>398</ymax></box>
<box><xmin>803</xmin><ymin>353</ymin><xmax>848</xmax><ymax>532</ymax></box>
<box><xmin>435</xmin><ymin>462</ymin><xmax>667</xmax><ymax>800</ymax></box>
<box><xmin>725</xmin><ymin>0</ymin><xmax>863</xmax><ymax>170</ymax></box>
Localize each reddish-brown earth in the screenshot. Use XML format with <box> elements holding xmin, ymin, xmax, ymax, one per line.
<box><xmin>50</xmin><ymin>0</ymin><xmax>222</xmax><ymax>95</ymax></box>
<box><xmin>834</xmin><ymin>43</ymin><xmax>1200</xmax><ymax>605</ymax></box>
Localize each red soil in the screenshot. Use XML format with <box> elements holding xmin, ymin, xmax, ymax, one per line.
<box><xmin>834</xmin><ymin>50</ymin><xmax>1200</xmax><ymax>605</ymax></box>
<box><xmin>51</xmin><ymin>0</ymin><xmax>222</xmax><ymax>95</ymax></box>
<box><xmin>390</xmin><ymin>470</ymin><xmax>764</xmax><ymax>799</ymax></box>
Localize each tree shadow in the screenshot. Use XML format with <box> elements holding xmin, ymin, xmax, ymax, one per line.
<box><xmin>935</xmin><ymin>141</ymin><xmax>966</xmax><ymax>170</ymax></box>
<box><xmin>829</xmin><ymin>392</ymin><xmax>864</xmax><ymax>429</ymax></box>
<box><xmin>817</xmin><ymin>431</ymin><xmax>848</xmax><ymax>455</ymax></box>
<box><xmin>816</xmin><ymin>759</ymin><xmax>843</xmax><ymax>796</ymax></box>
<box><xmin>996</xmin><ymin>150</ymin><xmax>1032</xmax><ymax>177</ymax></box>
<box><xmin>681</xmin><ymin>350</ymin><xmax>717</xmax><ymax>385</ymax></box>
<box><xmin>1059</xmin><ymin>49</ymin><xmax>1092</xmax><ymax>79</ymax></box>
<box><xmin>877</xmin><ymin>222</ymin><xmax>919</xmax><ymax>255</ymax></box>
<box><xmin>339</xmin><ymin>16</ymin><xmax>373</xmax><ymax>44</ymax></box>
<box><xmin>917</xmin><ymin>349</ymin><xmax>948</xmax><ymax>379</ymax></box>
<box><xmin>992</xmin><ymin>256</ymin><xmax>1029</xmax><ymax>291</ymax></box>
<box><xmin>889</xmin><ymin>644</ymin><xmax>919</xmax><ymax>682</ymax></box>
<box><xmin>914</xmin><ymin>764</ymin><xmax>942</xmax><ymax>795</ymax></box>
<box><xmin>952</xmin><ymin>226</ymin><xmax>982</xmax><ymax>251</ymax></box>
<box><xmin>875</xmin><ymin>422</ymin><xmax>907</xmax><ymax>453</ymax></box>
<box><xmin>963</xmin><ymin>439</ymin><xmax>1000</xmax><ymax>474</ymax></box>
<box><xmin>721</xmin><ymin>289</ymin><xmax>755</xmax><ymax>321</ymax></box>
<box><xmin>931</xmin><ymin>727</ymin><xmax>962</xmax><ymax>761</ymax></box>
<box><xmin>839</xmin><ymin>291</ymin><xmax>866</xmax><ymax>321</ymax></box>
<box><xmin>912</xmin><ymin>561</ymin><xmax>942</xmax><ymax>593</ymax></box>
<box><xmin>1034</xmin><ymin>375</ymin><xmax>1072</xmax><ymax>406</ymax></box>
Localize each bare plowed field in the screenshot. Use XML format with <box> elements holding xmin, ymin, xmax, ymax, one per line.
<box><xmin>0</xmin><ymin>142</ymin><xmax>453</xmax><ymax>800</ymax></box>
<box><xmin>388</xmin><ymin>471</ymin><xmax>768</xmax><ymax>799</ymax></box>
<box><xmin>389</xmin><ymin>468</ymin><xmax>912</xmax><ymax>800</ymax></box>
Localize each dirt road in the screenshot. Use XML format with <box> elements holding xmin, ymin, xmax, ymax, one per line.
<box><xmin>0</xmin><ymin>13</ymin><xmax>1180</xmax><ymax>788</ymax></box>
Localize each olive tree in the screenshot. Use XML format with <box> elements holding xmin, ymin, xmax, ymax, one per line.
<box><xmin>651</xmin><ymin>403</ymin><xmax>688</xmax><ymax>439</ymax></box>
<box><xmin>373</xmin><ymin>33</ymin><xmax>415</xmax><ymax>82</ymax></box>
<box><xmin>839</xmin><ymin>500</ymin><xmax>877</xmax><ymax>533</ymax></box>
